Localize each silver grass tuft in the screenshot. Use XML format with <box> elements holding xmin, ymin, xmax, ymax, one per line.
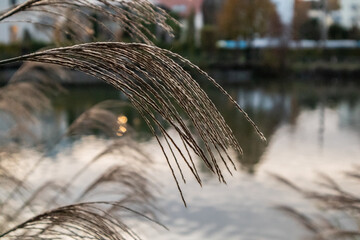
<box><xmin>0</xmin><ymin>0</ymin><xmax>177</xmax><ymax>44</ymax></box>
<box><xmin>0</xmin><ymin>201</ymin><xmax>164</xmax><ymax>240</ymax></box>
<box><xmin>274</xmin><ymin>171</ymin><xmax>360</xmax><ymax>240</ymax></box>
<box><xmin>0</xmin><ymin>42</ymin><xmax>265</xmax><ymax>204</ymax></box>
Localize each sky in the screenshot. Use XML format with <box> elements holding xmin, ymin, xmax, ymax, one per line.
<box><xmin>270</xmin><ymin>0</ymin><xmax>295</xmax><ymax>24</ymax></box>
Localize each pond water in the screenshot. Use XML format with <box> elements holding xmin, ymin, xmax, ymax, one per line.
<box><xmin>1</xmin><ymin>78</ymin><xmax>360</xmax><ymax>239</ymax></box>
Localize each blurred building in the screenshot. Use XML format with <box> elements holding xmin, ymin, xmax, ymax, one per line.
<box><xmin>333</xmin><ymin>0</ymin><xmax>360</xmax><ymax>28</ymax></box>
<box><xmin>151</xmin><ymin>0</ymin><xmax>204</xmax><ymax>44</ymax></box>
<box><xmin>302</xmin><ymin>0</ymin><xmax>360</xmax><ymax>29</ymax></box>
<box><xmin>0</xmin><ymin>0</ymin><xmax>48</xmax><ymax>43</ymax></box>
<box><xmin>202</xmin><ymin>0</ymin><xmax>294</xmax><ymax>26</ymax></box>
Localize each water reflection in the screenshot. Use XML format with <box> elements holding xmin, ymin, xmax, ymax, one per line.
<box><xmin>205</xmin><ymin>82</ymin><xmax>360</xmax><ymax>174</ymax></box>
<box><xmin>41</xmin><ymin>82</ymin><xmax>360</xmax><ymax>175</ymax></box>
<box><xmin>1</xmin><ymin>80</ymin><xmax>360</xmax><ymax>240</ymax></box>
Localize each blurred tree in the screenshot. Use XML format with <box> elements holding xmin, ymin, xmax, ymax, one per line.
<box><xmin>299</xmin><ymin>18</ymin><xmax>321</xmax><ymax>40</ymax></box>
<box><xmin>349</xmin><ymin>26</ymin><xmax>360</xmax><ymax>40</ymax></box>
<box><xmin>217</xmin><ymin>0</ymin><xmax>280</xmax><ymax>41</ymax></box>
<box><xmin>217</xmin><ymin>0</ymin><xmax>281</xmax><ymax>63</ymax></box>
<box><xmin>327</xmin><ymin>0</ymin><xmax>340</xmax><ymax>11</ymax></box>
<box><xmin>202</xmin><ymin>0</ymin><xmax>224</xmax><ymax>25</ymax></box>
<box><xmin>328</xmin><ymin>23</ymin><xmax>349</xmax><ymax>39</ymax></box>
<box><xmin>22</xmin><ymin>28</ymin><xmax>33</xmax><ymax>43</ymax></box>
<box><xmin>185</xmin><ymin>9</ymin><xmax>196</xmax><ymax>52</ymax></box>
<box><xmin>201</xmin><ymin>25</ymin><xmax>217</xmax><ymax>52</ymax></box>
<box><xmin>292</xmin><ymin>0</ymin><xmax>339</xmax><ymax>41</ymax></box>
<box><xmin>292</xmin><ymin>0</ymin><xmax>311</xmax><ymax>40</ymax></box>
<box><xmin>268</xmin><ymin>6</ymin><xmax>283</xmax><ymax>38</ymax></box>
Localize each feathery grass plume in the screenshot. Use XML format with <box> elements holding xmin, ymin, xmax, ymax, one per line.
<box><xmin>0</xmin><ymin>62</ymin><xmax>66</xmax><ymax>142</ymax></box>
<box><xmin>46</xmin><ymin>136</ymin><xmax>152</xmax><ymax>209</ymax></box>
<box><xmin>77</xmin><ymin>165</ymin><xmax>156</xmax><ymax>215</ymax></box>
<box><xmin>0</xmin><ymin>99</ymin><xmax>133</xmax><ymax>214</ymax></box>
<box><xmin>0</xmin><ymin>165</ymin><xmax>27</xmax><ymax>191</ymax></box>
<box><xmin>0</xmin><ymin>0</ymin><xmax>177</xmax><ymax>44</ymax></box>
<box><xmin>0</xmin><ymin>201</ymin><xmax>164</xmax><ymax>240</ymax></box>
<box><xmin>0</xmin><ymin>81</ymin><xmax>51</xmax><ymax>122</ymax></box>
<box><xmin>9</xmin><ymin>62</ymin><xmax>68</xmax><ymax>92</ymax></box>
<box><xmin>273</xmin><ymin>171</ymin><xmax>360</xmax><ymax>240</ymax></box>
<box><xmin>66</xmin><ymin>100</ymin><xmax>131</xmax><ymax>138</ymax></box>
<box><xmin>0</xmin><ymin>80</ymin><xmax>54</xmax><ymax>147</ymax></box>
<box><xmin>79</xmin><ymin>165</ymin><xmax>154</xmax><ymax>201</ymax></box>
<box><xmin>0</xmin><ymin>42</ymin><xmax>266</xmax><ymax>205</ymax></box>
<box><xmin>6</xmin><ymin>181</ymin><xmax>63</xmax><ymax>224</ymax></box>
<box><xmin>0</xmin><ymin>63</ymin><xmax>68</xmax><ymax>145</ymax></box>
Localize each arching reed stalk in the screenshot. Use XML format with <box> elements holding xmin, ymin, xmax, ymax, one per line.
<box><xmin>0</xmin><ymin>201</ymin><xmax>165</xmax><ymax>240</ymax></box>
<box><xmin>66</xmin><ymin>100</ymin><xmax>131</xmax><ymax>138</ymax></box>
<box><xmin>0</xmin><ymin>42</ymin><xmax>266</xmax><ymax>205</ymax></box>
<box><xmin>0</xmin><ymin>0</ymin><xmax>177</xmax><ymax>44</ymax></box>
<box><xmin>0</xmin><ymin>62</ymin><xmax>66</xmax><ymax>146</ymax></box>
<box><xmin>5</xmin><ymin>162</ymin><xmax>156</xmax><ymax>226</ymax></box>
<box><xmin>45</xmin><ymin>136</ymin><xmax>152</xmax><ymax>209</ymax></box>
<box><xmin>0</xmin><ymin>99</ymin><xmax>135</xmax><ymax>213</ymax></box>
<box><xmin>274</xmin><ymin>172</ymin><xmax>360</xmax><ymax>240</ymax></box>
<box><xmin>0</xmin><ymin>81</ymin><xmax>51</xmax><ymax>123</ymax></box>
<box><xmin>0</xmin><ymin>1</ymin><xmax>267</xmax><ymax>237</ymax></box>
<box><xmin>78</xmin><ymin>165</ymin><xmax>155</xmax><ymax>206</ymax></box>
<box><xmin>7</xmin><ymin>181</ymin><xmax>62</xmax><ymax>223</ymax></box>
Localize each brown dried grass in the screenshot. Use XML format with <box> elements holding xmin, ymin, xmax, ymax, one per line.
<box><xmin>0</xmin><ymin>42</ymin><xmax>265</xmax><ymax>204</ymax></box>
<box><xmin>274</xmin><ymin>171</ymin><xmax>360</xmax><ymax>240</ymax></box>
<box><xmin>0</xmin><ymin>0</ymin><xmax>177</xmax><ymax>44</ymax></box>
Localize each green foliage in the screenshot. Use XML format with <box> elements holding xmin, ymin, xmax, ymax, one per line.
<box><xmin>328</xmin><ymin>24</ymin><xmax>349</xmax><ymax>40</ymax></box>
<box><xmin>299</xmin><ymin>18</ymin><xmax>321</xmax><ymax>40</ymax></box>
<box><xmin>0</xmin><ymin>42</ymin><xmax>47</xmax><ymax>60</ymax></box>
<box><xmin>185</xmin><ymin>9</ymin><xmax>196</xmax><ymax>52</ymax></box>
<box><xmin>201</xmin><ymin>25</ymin><xmax>218</xmax><ymax>52</ymax></box>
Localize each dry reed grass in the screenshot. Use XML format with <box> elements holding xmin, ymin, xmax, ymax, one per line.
<box><xmin>66</xmin><ymin>100</ymin><xmax>131</xmax><ymax>138</ymax></box>
<box><xmin>274</xmin><ymin>172</ymin><xmax>360</xmax><ymax>240</ymax></box>
<box><xmin>0</xmin><ymin>62</ymin><xmax>66</xmax><ymax>146</ymax></box>
<box><xmin>0</xmin><ymin>42</ymin><xmax>265</xmax><ymax>205</ymax></box>
<box><xmin>0</xmin><ymin>0</ymin><xmax>266</xmax><ymax>238</ymax></box>
<box><xmin>0</xmin><ymin>201</ymin><xmax>164</xmax><ymax>240</ymax></box>
<box><xmin>0</xmin><ymin>0</ymin><xmax>176</xmax><ymax>44</ymax></box>
<box><xmin>0</xmin><ymin>100</ymin><xmax>150</xmax><ymax>219</ymax></box>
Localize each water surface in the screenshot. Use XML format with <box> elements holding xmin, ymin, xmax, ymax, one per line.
<box><xmin>1</xmin><ymin>79</ymin><xmax>360</xmax><ymax>239</ymax></box>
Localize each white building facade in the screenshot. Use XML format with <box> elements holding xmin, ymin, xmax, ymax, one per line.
<box><xmin>332</xmin><ymin>0</ymin><xmax>360</xmax><ymax>28</ymax></box>
<box><xmin>0</xmin><ymin>0</ymin><xmax>48</xmax><ymax>43</ymax></box>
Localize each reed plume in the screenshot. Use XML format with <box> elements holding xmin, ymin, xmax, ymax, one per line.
<box><xmin>274</xmin><ymin>171</ymin><xmax>360</xmax><ymax>240</ymax></box>
<box><xmin>0</xmin><ymin>42</ymin><xmax>265</xmax><ymax>204</ymax></box>
<box><xmin>0</xmin><ymin>201</ymin><xmax>162</xmax><ymax>240</ymax></box>
<box><xmin>0</xmin><ymin>100</ymin><xmax>136</xmax><ymax>214</ymax></box>
<box><xmin>0</xmin><ymin>81</ymin><xmax>51</xmax><ymax>122</ymax></box>
<box><xmin>66</xmin><ymin>100</ymin><xmax>131</xmax><ymax>138</ymax></box>
<box><xmin>0</xmin><ymin>0</ymin><xmax>176</xmax><ymax>44</ymax></box>
<box><xmin>45</xmin><ymin>136</ymin><xmax>152</xmax><ymax>209</ymax></box>
<box><xmin>0</xmin><ymin>62</ymin><xmax>67</xmax><ymax>146</ymax></box>
<box><xmin>0</xmin><ymin>3</ymin><xmax>267</xmax><ymax>238</ymax></box>
<box><xmin>78</xmin><ymin>165</ymin><xmax>155</xmax><ymax>209</ymax></box>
